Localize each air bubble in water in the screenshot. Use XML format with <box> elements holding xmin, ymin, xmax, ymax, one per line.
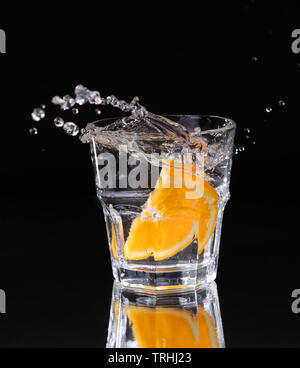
<box><xmin>244</xmin><ymin>127</ymin><xmax>251</xmax><ymax>133</ymax></box>
<box><xmin>72</xmin><ymin>108</ymin><xmax>79</xmax><ymax>115</ymax></box>
<box><xmin>251</xmin><ymin>56</ymin><xmax>258</xmax><ymax>62</ymax></box>
<box><xmin>265</xmin><ymin>107</ymin><xmax>272</xmax><ymax>113</ymax></box>
<box><xmin>29</xmin><ymin>127</ymin><xmax>38</xmax><ymax>135</ymax></box>
<box><xmin>40</xmin><ymin>104</ymin><xmax>46</xmax><ymax>109</ymax></box>
<box><xmin>278</xmin><ymin>100</ymin><xmax>286</xmax><ymax>107</ymax></box>
<box><xmin>239</xmin><ymin>146</ymin><xmax>245</xmax><ymax>152</ymax></box>
<box><xmin>63</xmin><ymin>122</ymin><xmax>79</xmax><ymax>136</ymax></box>
<box><xmin>31</xmin><ymin>107</ymin><xmax>45</xmax><ymax>121</ymax></box>
<box><xmin>54</xmin><ymin>117</ymin><xmax>64</xmax><ymax>127</ymax></box>
<box><xmin>95</xmin><ymin>109</ymin><xmax>102</xmax><ymax>115</ymax></box>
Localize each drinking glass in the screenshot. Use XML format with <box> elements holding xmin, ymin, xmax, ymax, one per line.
<box><xmin>89</xmin><ymin>115</ymin><xmax>235</xmax><ymax>290</ymax></box>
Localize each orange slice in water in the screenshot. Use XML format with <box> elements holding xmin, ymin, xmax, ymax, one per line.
<box><xmin>126</xmin><ymin>305</ymin><xmax>220</xmax><ymax>348</ymax></box>
<box><xmin>111</xmin><ymin>226</ymin><xmax>118</xmax><ymax>259</ymax></box>
<box><xmin>124</xmin><ymin>160</ymin><xmax>219</xmax><ymax>260</ymax></box>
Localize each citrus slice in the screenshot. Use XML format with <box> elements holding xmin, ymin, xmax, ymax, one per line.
<box><xmin>126</xmin><ymin>305</ymin><xmax>220</xmax><ymax>348</ymax></box>
<box><xmin>114</xmin><ymin>300</ymin><xmax>120</xmax><ymax>332</ymax></box>
<box><xmin>111</xmin><ymin>226</ymin><xmax>118</xmax><ymax>259</ymax></box>
<box><xmin>124</xmin><ymin>160</ymin><xmax>219</xmax><ymax>260</ymax></box>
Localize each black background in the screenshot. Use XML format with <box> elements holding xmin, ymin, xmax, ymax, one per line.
<box><xmin>0</xmin><ymin>0</ymin><xmax>300</xmax><ymax>348</ymax></box>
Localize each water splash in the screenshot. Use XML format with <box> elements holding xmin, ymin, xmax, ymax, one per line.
<box><xmin>31</xmin><ymin>84</ymin><xmax>189</xmax><ymax>141</ymax></box>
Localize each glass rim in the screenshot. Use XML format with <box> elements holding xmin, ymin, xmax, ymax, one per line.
<box><xmin>87</xmin><ymin>114</ymin><xmax>236</xmax><ymax>136</ymax></box>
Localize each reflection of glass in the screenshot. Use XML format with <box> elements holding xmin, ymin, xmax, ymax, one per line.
<box><xmin>107</xmin><ymin>281</ymin><xmax>224</xmax><ymax>348</ymax></box>
<box><xmin>90</xmin><ymin>115</ymin><xmax>236</xmax><ymax>290</ymax></box>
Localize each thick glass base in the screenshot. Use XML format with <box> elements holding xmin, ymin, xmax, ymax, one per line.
<box><xmin>112</xmin><ymin>257</ymin><xmax>218</xmax><ymax>292</ymax></box>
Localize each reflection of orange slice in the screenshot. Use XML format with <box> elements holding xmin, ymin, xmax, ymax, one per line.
<box><xmin>114</xmin><ymin>300</ymin><xmax>119</xmax><ymax>332</ymax></box>
<box><xmin>124</xmin><ymin>160</ymin><xmax>219</xmax><ymax>260</ymax></box>
<box><xmin>126</xmin><ymin>305</ymin><xmax>219</xmax><ymax>348</ymax></box>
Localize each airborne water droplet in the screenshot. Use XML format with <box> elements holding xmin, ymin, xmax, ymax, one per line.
<box><xmin>88</xmin><ymin>90</ymin><xmax>102</xmax><ymax>105</ymax></box>
<box><xmin>52</xmin><ymin>96</ymin><xmax>64</xmax><ymax>105</ymax></box>
<box><xmin>63</xmin><ymin>122</ymin><xmax>79</xmax><ymax>136</ymax></box>
<box><xmin>54</xmin><ymin>117</ymin><xmax>64</xmax><ymax>127</ymax></box>
<box><xmin>31</xmin><ymin>107</ymin><xmax>45</xmax><ymax>121</ymax></box>
<box><xmin>29</xmin><ymin>127</ymin><xmax>38</xmax><ymax>135</ymax></box>
<box><xmin>61</xmin><ymin>95</ymin><xmax>75</xmax><ymax>111</ymax></box>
